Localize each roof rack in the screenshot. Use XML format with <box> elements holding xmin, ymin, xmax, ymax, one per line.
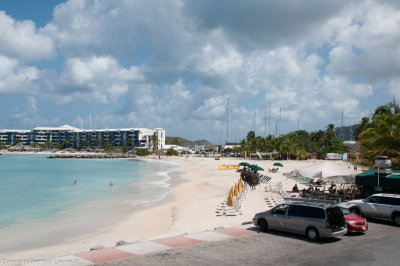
<box><xmin>283</xmin><ymin>198</ymin><xmax>338</xmax><ymax>206</ymax></box>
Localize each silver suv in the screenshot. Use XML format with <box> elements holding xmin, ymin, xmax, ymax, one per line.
<box><xmin>253</xmin><ymin>201</ymin><xmax>347</xmax><ymax>240</ymax></box>
<box><xmin>349</xmin><ymin>193</ymin><xmax>400</xmax><ymax>226</ymax></box>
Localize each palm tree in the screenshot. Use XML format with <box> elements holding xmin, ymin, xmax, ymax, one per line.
<box><xmin>93</xmin><ymin>138</ymin><xmax>101</xmax><ymax>148</ymax></box>
<box><xmin>353</xmin><ymin>117</ymin><xmax>370</xmax><ymax>141</ymax></box>
<box><xmin>151</xmin><ymin>134</ymin><xmax>158</xmax><ymax>153</ymax></box>
<box><xmin>325</xmin><ymin>124</ymin><xmax>337</xmax><ymax>141</ymax></box>
<box><xmin>359</xmin><ymin>104</ymin><xmax>400</xmax><ymax>168</ymax></box>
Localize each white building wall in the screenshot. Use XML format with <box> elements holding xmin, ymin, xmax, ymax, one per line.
<box><xmin>154</xmin><ymin>128</ymin><xmax>165</xmax><ymax>150</ymax></box>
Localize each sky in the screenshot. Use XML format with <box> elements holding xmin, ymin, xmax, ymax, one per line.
<box><xmin>0</xmin><ymin>0</ymin><xmax>399</xmax><ymax>144</ymax></box>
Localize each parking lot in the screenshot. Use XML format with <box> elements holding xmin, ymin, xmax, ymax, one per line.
<box><xmin>101</xmin><ymin>219</ymin><xmax>399</xmax><ymax>266</ymax></box>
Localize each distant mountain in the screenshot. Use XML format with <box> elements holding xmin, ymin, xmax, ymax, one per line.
<box><xmin>165</xmin><ymin>136</ymin><xmax>213</xmax><ymax>148</ymax></box>
<box><xmin>335</xmin><ymin>124</ymin><xmax>358</xmax><ymax>141</ymax></box>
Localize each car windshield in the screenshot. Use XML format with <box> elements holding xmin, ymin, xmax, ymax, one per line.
<box><xmin>272</xmin><ymin>204</ymin><xmax>287</xmax><ymax>215</ymax></box>
<box><xmin>340</xmin><ymin>207</ymin><xmax>351</xmax><ymax>215</ymax></box>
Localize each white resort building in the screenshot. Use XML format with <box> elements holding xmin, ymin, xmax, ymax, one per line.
<box><xmin>0</xmin><ymin>125</ymin><xmax>165</xmax><ymax>149</ymax></box>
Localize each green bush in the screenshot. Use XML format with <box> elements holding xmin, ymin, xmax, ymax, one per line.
<box><xmin>166</xmin><ymin>148</ymin><xmax>179</xmax><ymax>156</ymax></box>
<box><xmin>136</xmin><ymin>148</ymin><xmax>151</xmax><ymax>156</ymax></box>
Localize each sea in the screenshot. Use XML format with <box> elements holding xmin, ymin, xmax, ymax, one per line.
<box><xmin>0</xmin><ymin>154</ymin><xmax>180</xmax><ymax>228</ymax></box>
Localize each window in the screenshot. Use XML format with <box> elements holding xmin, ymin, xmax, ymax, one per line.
<box><xmin>288</xmin><ymin>205</ymin><xmax>306</xmax><ymax>217</ymax></box>
<box><xmin>379</xmin><ymin>196</ymin><xmax>400</xmax><ymax>205</ymax></box>
<box><xmin>394</xmin><ymin>198</ymin><xmax>400</xmax><ymax>206</ymax></box>
<box><xmin>272</xmin><ymin>204</ymin><xmax>288</xmax><ymax>215</ymax></box>
<box><xmin>366</xmin><ymin>196</ymin><xmax>379</xmax><ymax>203</ymax></box>
<box><xmin>306</xmin><ymin>207</ymin><xmax>325</xmax><ymax>219</ymax></box>
<box><xmin>288</xmin><ymin>205</ymin><xmax>325</xmax><ymax>219</ymax></box>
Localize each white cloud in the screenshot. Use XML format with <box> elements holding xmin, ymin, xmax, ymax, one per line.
<box><xmin>1</xmin><ymin>0</ymin><xmax>400</xmax><ymax>142</ymax></box>
<box><xmin>59</xmin><ymin>56</ymin><xmax>144</xmax><ymax>103</ymax></box>
<box><xmin>192</xmin><ymin>96</ymin><xmax>227</xmax><ymax>120</ymax></box>
<box><xmin>0</xmin><ymin>11</ymin><xmax>55</xmax><ymax>61</ymax></box>
<box><xmin>0</xmin><ymin>55</ymin><xmax>39</xmax><ymax>94</ymax></box>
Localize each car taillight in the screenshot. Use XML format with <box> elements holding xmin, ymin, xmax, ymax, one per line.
<box><xmin>326</xmin><ymin>219</ymin><xmax>331</xmax><ymax>229</ymax></box>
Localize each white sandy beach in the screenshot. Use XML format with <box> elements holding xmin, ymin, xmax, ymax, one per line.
<box><xmin>0</xmin><ymin>154</ymin><xmax>358</xmax><ymax>260</ymax></box>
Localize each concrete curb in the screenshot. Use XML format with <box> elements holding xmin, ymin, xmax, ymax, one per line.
<box><xmin>33</xmin><ymin>227</ymin><xmax>256</xmax><ymax>265</ymax></box>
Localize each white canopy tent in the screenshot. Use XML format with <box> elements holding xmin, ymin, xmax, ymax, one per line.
<box><xmin>287</xmin><ymin>161</ymin><xmax>359</xmax><ymax>184</ymax></box>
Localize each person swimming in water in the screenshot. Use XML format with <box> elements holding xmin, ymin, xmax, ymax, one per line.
<box><xmin>73</xmin><ymin>180</ymin><xmax>77</xmax><ymax>185</ymax></box>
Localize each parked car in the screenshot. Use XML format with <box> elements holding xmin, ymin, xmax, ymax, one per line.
<box><xmin>349</xmin><ymin>193</ymin><xmax>400</xmax><ymax>226</ymax></box>
<box><xmin>253</xmin><ymin>201</ymin><xmax>347</xmax><ymax>240</ymax></box>
<box><xmin>335</xmin><ymin>204</ymin><xmax>368</xmax><ymax>234</ymax></box>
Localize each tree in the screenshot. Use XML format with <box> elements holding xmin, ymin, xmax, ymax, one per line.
<box><xmin>78</xmin><ymin>140</ymin><xmax>89</xmax><ymax>150</ymax></box>
<box><xmin>103</xmin><ymin>141</ymin><xmax>111</xmax><ymax>152</ymax></box>
<box><xmin>136</xmin><ymin>148</ymin><xmax>151</xmax><ymax>156</ymax></box>
<box><xmin>58</xmin><ymin>139</ymin><xmax>71</xmax><ymax>150</ymax></box>
<box><xmin>41</xmin><ymin>141</ymin><xmax>53</xmax><ymax>149</ymax></box>
<box><xmin>151</xmin><ymin>134</ymin><xmax>158</xmax><ymax>153</ymax></box>
<box><xmin>127</xmin><ymin>139</ymin><xmax>134</xmax><ymax>149</ymax></box>
<box><xmin>353</xmin><ymin>117</ymin><xmax>370</xmax><ymax>141</ymax></box>
<box><xmin>93</xmin><ymin>138</ymin><xmax>101</xmax><ymax>148</ymax></box>
<box><xmin>166</xmin><ymin>148</ymin><xmax>179</xmax><ymax>156</ymax></box>
<box><xmin>359</xmin><ymin>104</ymin><xmax>400</xmax><ymax>168</ymax></box>
<box><xmin>13</xmin><ymin>139</ymin><xmax>22</xmax><ymax>146</ymax></box>
<box><xmin>325</xmin><ymin>124</ymin><xmax>337</xmax><ymax>141</ymax></box>
<box><xmin>30</xmin><ymin>143</ymin><xmax>39</xmax><ymax>152</ymax></box>
<box><xmin>0</xmin><ymin>141</ymin><xmax>7</xmax><ymax>150</ymax></box>
<box><xmin>121</xmin><ymin>141</ymin><xmax>128</xmax><ymax>153</ymax></box>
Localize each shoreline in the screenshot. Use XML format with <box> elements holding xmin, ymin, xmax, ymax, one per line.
<box><xmin>0</xmin><ymin>155</ymin><xmax>359</xmax><ymax>260</ymax></box>
<box><xmin>0</xmin><ymin>155</ymin><xmax>183</xmax><ymax>259</ymax></box>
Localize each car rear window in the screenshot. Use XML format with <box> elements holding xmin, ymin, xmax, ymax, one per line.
<box><xmin>288</xmin><ymin>205</ymin><xmax>325</xmax><ymax>219</ymax></box>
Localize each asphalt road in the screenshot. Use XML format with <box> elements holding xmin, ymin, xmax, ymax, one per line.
<box><xmin>99</xmin><ymin>219</ymin><xmax>400</xmax><ymax>266</ymax></box>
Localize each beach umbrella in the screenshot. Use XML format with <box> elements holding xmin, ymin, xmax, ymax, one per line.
<box><xmin>273</xmin><ymin>163</ymin><xmax>284</xmax><ymax>167</ymax></box>
<box><xmin>238</xmin><ymin>177</ymin><xmax>243</xmax><ymax>192</ymax></box>
<box><xmin>227</xmin><ymin>190</ymin><xmax>234</xmax><ymax>206</ymax></box>
<box><xmin>234</xmin><ymin>183</ymin><xmax>239</xmax><ymax>196</ymax></box>
<box><xmin>239</xmin><ymin>162</ymin><xmax>250</xmax><ymax>166</ymax></box>
<box><xmin>249</xmin><ymin>165</ymin><xmax>264</xmax><ymax>171</ymax></box>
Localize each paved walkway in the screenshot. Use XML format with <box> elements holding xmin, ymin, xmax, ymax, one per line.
<box><xmin>37</xmin><ymin>227</ymin><xmax>256</xmax><ymax>265</ymax></box>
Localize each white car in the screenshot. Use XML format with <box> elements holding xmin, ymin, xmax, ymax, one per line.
<box><xmin>349</xmin><ymin>193</ymin><xmax>400</xmax><ymax>226</ymax></box>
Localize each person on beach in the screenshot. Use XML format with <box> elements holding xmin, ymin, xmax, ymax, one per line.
<box><xmin>110</xmin><ymin>181</ymin><xmax>113</xmax><ymax>188</ymax></box>
<box><xmin>73</xmin><ymin>180</ymin><xmax>77</xmax><ymax>185</ymax></box>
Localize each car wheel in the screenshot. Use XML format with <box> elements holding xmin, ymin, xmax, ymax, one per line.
<box><xmin>393</xmin><ymin>213</ymin><xmax>400</xmax><ymax>226</ymax></box>
<box><xmin>258</xmin><ymin>219</ymin><xmax>268</xmax><ymax>232</ymax></box>
<box><xmin>306</xmin><ymin>227</ymin><xmax>319</xmax><ymax>241</ymax></box>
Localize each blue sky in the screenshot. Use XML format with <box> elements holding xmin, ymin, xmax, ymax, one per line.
<box><xmin>0</xmin><ymin>0</ymin><xmax>399</xmax><ymax>144</ymax></box>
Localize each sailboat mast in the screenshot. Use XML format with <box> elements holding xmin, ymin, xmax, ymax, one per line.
<box><xmin>341</xmin><ymin>108</ymin><xmax>344</xmax><ymax>140</ymax></box>
<box><xmin>253</xmin><ymin>110</ymin><xmax>256</xmax><ymax>135</ymax></box>
<box><xmin>269</xmin><ymin>101</ymin><xmax>271</xmax><ymax>137</ymax></box>
<box><xmin>279</xmin><ymin>107</ymin><xmax>281</xmax><ymax>136</ymax></box>
<box><xmin>264</xmin><ymin>105</ymin><xmax>267</xmax><ymax>138</ymax></box>
<box><xmin>226</xmin><ymin>97</ymin><xmax>229</xmax><ymax>144</ymax></box>
<box><xmin>89</xmin><ymin>113</ymin><xmax>92</xmax><ymax>130</ymax></box>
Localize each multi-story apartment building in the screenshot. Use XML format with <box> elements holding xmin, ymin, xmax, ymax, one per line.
<box><xmin>0</xmin><ymin>125</ymin><xmax>165</xmax><ymax>149</ymax></box>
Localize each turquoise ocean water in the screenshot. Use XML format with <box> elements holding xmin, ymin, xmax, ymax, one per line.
<box><xmin>0</xmin><ymin>154</ymin><xmax>178</xmax><ymax>228</ymax></box>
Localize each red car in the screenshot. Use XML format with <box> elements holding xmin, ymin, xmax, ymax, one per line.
<box><xmin>340</xmin><ymin>207</ymin><xmax>368</xmax><ymax>233</ymax></box>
